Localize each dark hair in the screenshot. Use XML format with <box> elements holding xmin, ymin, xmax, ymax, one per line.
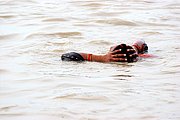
<box><xmin>142</xmin><ymin>43</ymin><xmax>148</xmax><ymax>53</ymax></box>
<box><xmin>112</xmin><ymin>44</ymin><xmax>137</xmax><ymax>62</ymax></box>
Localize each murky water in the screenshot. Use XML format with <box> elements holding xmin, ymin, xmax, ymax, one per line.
<box><xmin>0</xmin><ymin>0</ymin><xmax>180</xmax><ymax>120</ymax></box>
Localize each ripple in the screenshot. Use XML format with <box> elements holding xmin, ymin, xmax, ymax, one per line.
<box><xmin>53</xmin><ymin>87</ymin><xmax>110</xmax><ymax>101</ymax></box>
<box><xmin>95</xmin><ymin>19</ymin><xmax>137</xmax><ymax>26</ymax></box>
<box><xmin>44</xmin><ymin>41</ymin><xmax>68</xmax><ymax>46</ymax></box>
<box><xmin>0</xmin><ymin>69</ymin><xmax>8</xmax><ymax>74</ymax></box>
<box><xmin>0</xmin><ymin>15</ymin><xmax>15</xmax><ymax>19</ymax></box>
<box><xmin>48</xmin><ymin>32</ymin><xmax>82</xmax><ymax>38</ymax></box>
<box><xmin>88</xmin><ymin>40</ymin><xmax>113</xmax><ymax>45</ymax></box>
<box><xmin>26</xmin><ymin>32</ymin><xmax>82</xmax><ymax>39</ymax></box>
<box><xmin>139</xmin><ymin>115</ymin><xmax>157</xmax><ymax>119</ymax></box>
<box><xmin>112</xmin><ymin>74</ymin><xmax>133</xmax><ymax>77</ymax></box>
<box><xmin>0</xmin><ymin>105</ymin><xmax>17</xmax><ymax>111</ymax></box>
<box><xmin>42</xmin><ymin>18</ymin><xmax>67</xmax><ymax>22</ymax></box>
<box><xmin>52</xmin><ymin>49</ymin><xmax>65</xmax><ymax>53</ymax></box>
<box><xmin>140</xmin><ymin>22</ymin><xmax>175</xmax><ymax>27</ymax></box>
<box><xmin>71</xmin><ymin>1</ymin><xmax>107</xmax><ymax>7</ymax></box>
<box><xmin>54</xmin><ymin>92</ymin><xmax>109</xmax><ymax>101</ymax></box>
<box><xmin>91</xmin><ymin>11</ymin><xmax>128</xmax><ymax>17</ymax></box>
<box><xmin>165</xmin><ymin>3</ymin><xmax>180</xmax><ymax>9</ymax></box>
<box><xmin>111</xmin><ymin>74</ymin><xmax>134</xmax><ymax>80</ymax></box>
<box><xmin>0</xmin><ymin>34</ymin><xmax>20</xmax><ymax>41</ymax></box>
<box><xmin>141</xmin><ymin>31</ymin><xmax>163</xmax><ymax>35</ymax></box>
<box><xmin>81</xmin><ymin>3</ymin><xmax>106</xmax><ymax>7</ymax></box>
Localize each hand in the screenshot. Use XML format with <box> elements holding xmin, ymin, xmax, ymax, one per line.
<box><xmin>103</xmin><ymin>49</ymin><xmax>128</xmax><ymax>62</ymax></box>
<box><xmin>104</xmin><ymin>44</ymin><xmax>138</xmax><ymax>62</ymax></box>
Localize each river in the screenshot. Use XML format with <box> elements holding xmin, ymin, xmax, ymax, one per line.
<box><xmin>0</xmin><ymin>0</ymin><xmax>180</xmax><ymax>120</ymax></box>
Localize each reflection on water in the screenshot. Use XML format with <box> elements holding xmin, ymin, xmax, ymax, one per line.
<box><xmin>0</xmin><ymin>0</ymin><xmax>180</xmax><ymax>120</ymax></box>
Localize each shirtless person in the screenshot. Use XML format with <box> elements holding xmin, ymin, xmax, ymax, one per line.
<box><xmin>61</xmin><ymin>40</ymin><xmax>150</xmax><ymax>63</ymax></box>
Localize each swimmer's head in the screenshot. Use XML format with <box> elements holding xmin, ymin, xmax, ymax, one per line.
<box><xmin>132</xmin><ymin>40</ymin><xmax>148</xmax><ymax>54</ymax></box>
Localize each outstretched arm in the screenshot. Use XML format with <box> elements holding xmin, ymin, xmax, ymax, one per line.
<box><xmin>80</xmin><ymin>49</ymin><xmax>128</xmax><ymax>62</ymax></box>
<box><xmin>61</xmin><ymin>44</ymin><xmax>138</xmax><ymax>62</ymax></box>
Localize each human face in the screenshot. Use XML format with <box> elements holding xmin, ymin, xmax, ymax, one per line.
<box><xmin>132</xmin><ymin>40</ymin><xmax>148</xmax><ymax>54</ymax></box>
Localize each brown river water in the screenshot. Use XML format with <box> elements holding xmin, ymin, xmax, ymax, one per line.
<box><xmin>0</xmin><ymin>0</ymin><xmax>180</xmax><ymax>120</ymax></box>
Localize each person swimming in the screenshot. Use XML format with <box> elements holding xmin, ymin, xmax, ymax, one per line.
<box><xmin>61</xmin><ymin>40</ymin><xmax>153</xmax><ymax>62</ymax></box>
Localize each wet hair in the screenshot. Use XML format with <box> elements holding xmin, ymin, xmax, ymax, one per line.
<box><xmin>143</xmin><ymin>43</ymin><xmax>148</xmax><ymax>53</ymax></box>
<box><xmin>112</xmin><ymin>44</ymin><xmax>137</xmax><ymax>62</ymax></box>
<box><xmin>61</xmin><ymin>52</ymin><xmax>84</xmax><ymax>61</ymax></box>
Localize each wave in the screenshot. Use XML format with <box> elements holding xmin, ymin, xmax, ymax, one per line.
<box><xmin>141</xmin><ymin>31</ymin><xmax>163</xmax><ymax>35</ymax></box>
<box><xmin>0</xmin><ymin>15</ymin><xmax>15</xmax><ymax>19</ymax></box>
<box><xmin>95</xmin><ymin>19</ymin><xmax>137</xmax><ymax>26</ymax></box>
<box><xmin>87</xmin><ymin>40</ymin><xmax>113</xmax><ymax>45</ymax></box>
<box><xmin>42</xmin><ymin>18</ymin><xmax>67</xmax><ymax>22</ymax></box>
<box><xmin>0</xmin><ymin>34</ymin><xmax>19</xmax><ymax>41</ymax></box>
<box><xmin>26</xmin><ymin>32</ymin><xmax>82</xmax><ymax>39</ymax></box>
<box><xmin>81</xmin><ymin>3</ymin><xmax>106</xmax><ymax>7</ymax></box>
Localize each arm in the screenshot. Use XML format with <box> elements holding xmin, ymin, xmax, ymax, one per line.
<box><xmin>80</xmin><ymin>49</ymin><xmax>127</xmax><ymax>62</ymax></box>
<box><xmin>61</xmin><ymin>44</ymin><xmax>138</xmax><ymax>62</ymax></box>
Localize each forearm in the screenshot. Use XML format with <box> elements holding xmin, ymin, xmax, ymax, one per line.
<box><xmin>80</xmin><ymin>53</ymin><xmax>106</xmax><ymax>62</ymax></box>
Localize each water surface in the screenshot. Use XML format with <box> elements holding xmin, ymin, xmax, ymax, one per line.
<box><xmin>0</xmin><ymin>0</ymin><xmax>180</xmax><ymax>120</ymax></box>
